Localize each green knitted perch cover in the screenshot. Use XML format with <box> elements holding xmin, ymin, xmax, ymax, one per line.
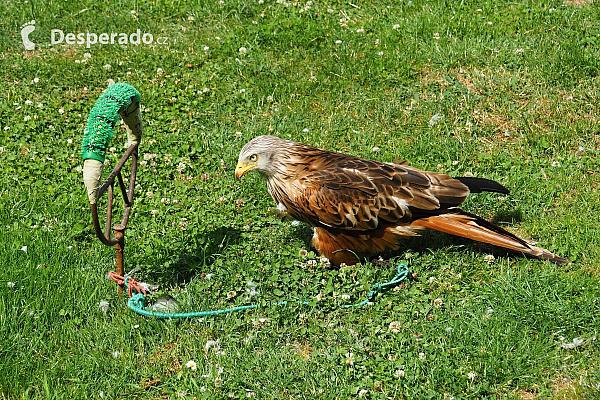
<box><xmin>81</xmin><ymin>83</ymin><xmax>142</xmax><ymax>204</ymax></box>
<box><xmin>81</xmin><ymin>83</ymin><xmax>141</xmax><ymax>162</ymax></box>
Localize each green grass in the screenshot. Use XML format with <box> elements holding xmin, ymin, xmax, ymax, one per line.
<box><xmin>1</xmin><ymin>0</ymin><xmax>599</xmax><ymax>398</ymax></box>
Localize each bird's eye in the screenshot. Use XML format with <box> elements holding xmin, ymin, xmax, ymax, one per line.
<box><xmin>249</xmin><ymin>154</ymin><xmax>258</xmax><ymax>162</ymax></box>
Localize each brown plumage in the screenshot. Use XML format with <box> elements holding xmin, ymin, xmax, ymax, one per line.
<box><xmin>235</xmin><ymin>135</ymin><xmax>567</xmax><ymax>266</ymax></box>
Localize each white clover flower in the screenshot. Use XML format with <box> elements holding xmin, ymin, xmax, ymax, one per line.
<box><xmin>468</xmin><ymin>371</ymin><xmax>476</xmax><ymax>379</ymax></box>
<box><xmin>433</xmin><ymin>298</ymin><xmax>443</xmax><ymax>308</ymax></box>
<box><xmin>484</xmin><ymin>254</ymin><xmax>495</xmax><ymax>264</ymax></box>
<box><xmin>418</xmin><ymin>352</ymin><xmax>426</xmax><ymax>360</ymax></box>
<box><xmin>389</xmin><ymin>321</ymin><xmax>402</xmax><ymax>333</ymax></box>
<box><xmin>395</xmin><ymin>369</ymin><xmax>405</xmax><ymax>378</ymax></box>
<box><xmin>227</xmin><ymin>290</ymin><xmax>237</xmax><ymax>299</ymax></box>
<box><xmin>345</xmin><ymin>353</ymin><xmax>354</xmax><ymax>366</ymax></box>
<box><xmin>358</xmin><ymin>389</ymin><xmax>368</xmax><ymax>397</ymax></box>
<box><xmin>246</xmin><ymin>281</ymin><xmax>259</xmax><ymax>296</ymax></box>
<box><xmin>205</xmin><ymin>339</ymin><xmax>220</xmax><ymax>352</ymax></box>
<box><xmin>98</xmin><ymin>301</ymin><xmax>109</xmax><ymax>314</ymax></box>
<box><xmin>7</xmin><ymin>282</ymin><xmax>16</xmax><ymax>288</ymax></box>
<box><xmin>239</xmin><ymin>47</ymin><xmax>248</xmax><ymax>56</ymax></box>
<box><xmin>319</xmin><ymin>256</ymin><xmax>330</xmax><ymax>266</ymax></box>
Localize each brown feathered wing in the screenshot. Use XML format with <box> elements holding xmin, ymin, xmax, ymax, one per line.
<box><xmin>266</xmin><ymin>143</ymin><xmax>566</xmax><ymax>266</ymax></box>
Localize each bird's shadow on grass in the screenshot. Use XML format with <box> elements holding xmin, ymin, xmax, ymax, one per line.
<box><xmin>289</xmin><ymin>210</ymin><xmax>527</xmax><ymax>267</ymax></box>
<box><xmin>157</xmin><ymin>208</ymin><xmax>528</xmax><ymax>284</ymax></box>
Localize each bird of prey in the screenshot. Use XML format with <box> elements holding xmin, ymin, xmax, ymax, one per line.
<box><xmin>235</xmin><ymin>135</ymin><xmax>567</xmax><ymax>266</ymax></box>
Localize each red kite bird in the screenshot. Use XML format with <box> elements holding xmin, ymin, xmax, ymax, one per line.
<box><xmin>236</xmin><ymin>135</ymin><xmax>567</xmax><ymax>266</ymax></box>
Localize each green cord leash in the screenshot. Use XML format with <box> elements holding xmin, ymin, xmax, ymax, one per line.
<box><xmin>121</xmin><ymin>263</ymin><xmax>409</xmax><ymax>318</ymax></box>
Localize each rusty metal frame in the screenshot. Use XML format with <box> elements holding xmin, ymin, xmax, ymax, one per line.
<box><xmin>89</xmin><ymin>142</ymin><xmax>139</xmax><ymax>287</ymax></box>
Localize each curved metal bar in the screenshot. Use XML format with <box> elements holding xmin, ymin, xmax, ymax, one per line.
<box><xmin>90</xmin><ymin>143</ymin><xmax>139</xmax><ymax>246</ymax></box>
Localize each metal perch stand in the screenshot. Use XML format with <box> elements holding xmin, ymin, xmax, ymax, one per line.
<box><xmin>81</xmin><ymin>83</ymin><xmax>143</xmax><ymax>291</ymax></box>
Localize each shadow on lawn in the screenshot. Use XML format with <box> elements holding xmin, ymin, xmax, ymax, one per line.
<box><xmin>290</xmin><ymin>209</ymin><xmax>533</xmax><ymax>269</ymax></box>
<box><xmin>156</xmin><ymin>226</ymin><xmax>244</xmax><ymax>285</ymax></box>
<box><xmin>156</xmin><ymin>209</ymin><xmax>533</xmax><ymax>284</ymax></box>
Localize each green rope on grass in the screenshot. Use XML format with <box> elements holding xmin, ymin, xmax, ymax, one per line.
<box><xmin>124</xmin><ymin>263</ymin><xmax>409</xmax><ymax>318</ymax></box>
<box><xmin>81</xmin><ymin>83</ymin><xmax>141</xmax><ymax>162</ymax></box>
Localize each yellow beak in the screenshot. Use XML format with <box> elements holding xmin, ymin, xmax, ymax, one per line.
<box><xmin>235</xmin><ymin>162</ymin><xmax>257</xmax><ymax>180</ymax></box>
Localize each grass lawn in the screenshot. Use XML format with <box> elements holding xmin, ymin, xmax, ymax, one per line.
<box><xmin>1</xmin><ymin>0</ymin><xmax>599</xmax><ymax>398</ymax></box>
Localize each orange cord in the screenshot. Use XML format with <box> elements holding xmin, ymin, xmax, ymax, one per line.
<box><xmin>108</xmin><ymin>271</ymin><xmax>147</xmax><ymax>297</ymax></box>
